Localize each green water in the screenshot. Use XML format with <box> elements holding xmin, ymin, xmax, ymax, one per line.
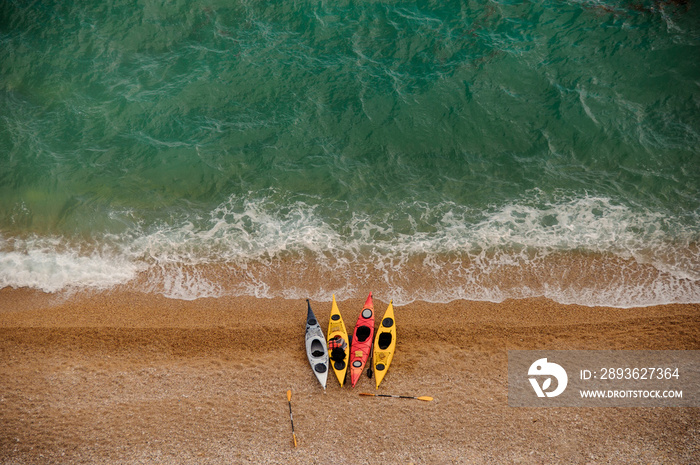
<box><xmin>1</xmin><ymin>0</ymin><xmax>698</xmax><ymax>305</ymax></box>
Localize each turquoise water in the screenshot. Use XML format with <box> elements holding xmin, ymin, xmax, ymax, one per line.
<box><xmin>1</xmin><ymin>0</ymin><xmax>699</xmax><ymax>306</ymax></box>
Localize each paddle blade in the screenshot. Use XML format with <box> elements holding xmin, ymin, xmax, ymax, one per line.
<box><xmin>293</xmin><ymin>433</ymin><xmax>297</xmax><ymax>448</ymax></box>
<box><xmin>359</xmin><ymin>392</ymin><xmax>374</xmax><ymax>397</ymax></box>
<box><xmin>287</xmin><ymin>390</ymin><xmax>292</xmax><ymax>402</ymax></box>
<box><xmin>417</xmin><ymin>396</ymin><xmax>434</xmax><ymax>401</ymax></box>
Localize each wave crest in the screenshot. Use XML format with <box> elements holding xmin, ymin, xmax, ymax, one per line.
<box><xmin>1</xmin><ymin>192</ymin><xmax>698</xmax><ymax>307</ymax></box>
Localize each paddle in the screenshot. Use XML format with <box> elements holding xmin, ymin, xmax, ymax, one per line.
<box><xmin>359</xmin><ymin>392</ymin><xmax>433</xmax><ymax>402</ymax></box>
<box><xmin>366</xmin><ymin>338</ymin><xmax>374</xmax><ymax>379</ymax></box>
<box><xmin>286</xmin><ymin>390</ymin><xmax>297</xmax><ymax>447</ymax></box>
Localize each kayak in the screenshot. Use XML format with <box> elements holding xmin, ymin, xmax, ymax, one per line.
<box><xmin>327</xmin><ymin>295</ymin><xmax>349</xmax><ymax>387</ymax></box>
<box><xmin>305</xmin><ymin>299</ymin><xmax>329</xmax><ymax>389</ymax></box>
<box><xmin>372</xmin><ymin>300</ymin><xmax>396</xmax><ymax>389</ymax></box>
<box><xmin>349</xmin><ymin>292</ymin><xmax>375</xmax><ymax>387</ymax></box>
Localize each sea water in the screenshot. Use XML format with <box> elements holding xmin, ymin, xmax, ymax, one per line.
<box><xmin>1</xmin><ymin>0</ymin><xmax>698</xmax><ymax>306</ymax></box>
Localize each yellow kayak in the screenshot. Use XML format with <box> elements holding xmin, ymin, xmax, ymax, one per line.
<box><xmin>327</xmin><ymin>295</ymin><xmax>349</xmax><ymax>386</ymax></box>
<box><xmin>372</xmin><ymin>300</ymin><xmax>396</xmax><ymax>389</ymax></box>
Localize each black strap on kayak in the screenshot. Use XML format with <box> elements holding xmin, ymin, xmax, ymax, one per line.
<box><xmin>367</xmin><ymin>342</ymin><xmax>373</xmax><ymax>379</ymax></box>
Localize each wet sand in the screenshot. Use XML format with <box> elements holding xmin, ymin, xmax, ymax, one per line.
<box><xmin>1</xmin><ymin>287</ymin><xmax>698</xmax><ymax>464</ymax></box>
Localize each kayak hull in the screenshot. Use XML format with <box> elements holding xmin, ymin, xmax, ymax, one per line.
<box><xmin>305</xmin><ymin>300</ymin><xmax>329</xmax><ymax>389</ymax></box>
<box><xmin>349</xmin><ymin>292</ymin><xmax>375</xmax><ymax>387</ymax></box>
<box><xmin>373</xmin><ymin>300</ymin><xmax>396</xmax><ymax>389</ymax></box>
<box><xmin>327</xmin><ymin>295</ymin><xmax>349</xmax><ymax>387</ymax></box>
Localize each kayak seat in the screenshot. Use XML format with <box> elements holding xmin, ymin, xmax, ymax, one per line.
<box><xmin>310</xmin><ymin>340</ymin><xmax>325</xmax><ymax>358</ymax></box>
<box><xmin>356</xmin><ymin>325</ymin><xmax>371</xmax><ymax>342</ymax></box>
<box><xmin>330</xmin><ymin>347</ymin><xmax>345</xmax><ymax>362</ymax></box>
<box><xmin>378</xmin><ymin>333</ymin><xmax>392</xmax><ymax>350</ymax></box>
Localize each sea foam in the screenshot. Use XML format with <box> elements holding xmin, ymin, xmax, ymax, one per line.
<box><xmin>5</xmin><ymin>191</ymin><xmax>697</xmax><ymax>308</ymax></box>
<box><xmin>0</xmin><ymin>235</ymin><xmax>143</xmax><ymax>293</ymax></box>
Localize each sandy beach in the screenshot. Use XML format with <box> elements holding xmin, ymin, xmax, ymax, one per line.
<box><xmin>2</xmin><ymin>1</ymin><xmax>699</xmax><ymax>463</ymax></box>
<box><xmin>0</xmin><ymin>287</ymin><xmax>698</xmax><ymax>464</ymax></box>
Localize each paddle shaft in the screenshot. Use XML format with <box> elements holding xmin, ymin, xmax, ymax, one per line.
<box><xmin>377</xmin><ymin>393</ymin><xmax>421</xmax><ymax>400</ymax></box>
<box><xmin>366</xmin><ymin>340</ymin><xmax>374</xmax><ymax>379</ymax></box>
<box><xmin>286</xmin><ymin>390</ymin><xmax>297</xmax><ymax>447</ymax></box>
<box><xmin>360</xmin><ymin>392</ymin><xmax>433</xmax><ymax>401</ymax></box>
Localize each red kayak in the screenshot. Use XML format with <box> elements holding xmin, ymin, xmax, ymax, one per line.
<box><xmin>349</xmin><ymin>292</ymin><xmax>375</xmax><ymax>387</ymax></box>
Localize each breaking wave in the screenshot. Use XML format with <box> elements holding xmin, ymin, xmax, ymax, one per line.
<box><xmin>2</xmin><ymin>191</ymin><xmax>698</xmax><ymax>307</ymax></box>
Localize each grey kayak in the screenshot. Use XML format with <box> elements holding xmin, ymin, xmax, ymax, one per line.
<box><xmin>305</xmin><ymin>299</ymin><xmax>329</xmax><ymax>389</ymax></box>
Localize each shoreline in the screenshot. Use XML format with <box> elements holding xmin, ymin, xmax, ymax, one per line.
<box><xmin>1</xmin><ymin>287</ymin><xmax>699</xmax><ymax>463</ymax></box>
<box><xmin>3</xmin><ymin>245</ymin><xmax>698</xmax><ymax>307</ymax></box>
